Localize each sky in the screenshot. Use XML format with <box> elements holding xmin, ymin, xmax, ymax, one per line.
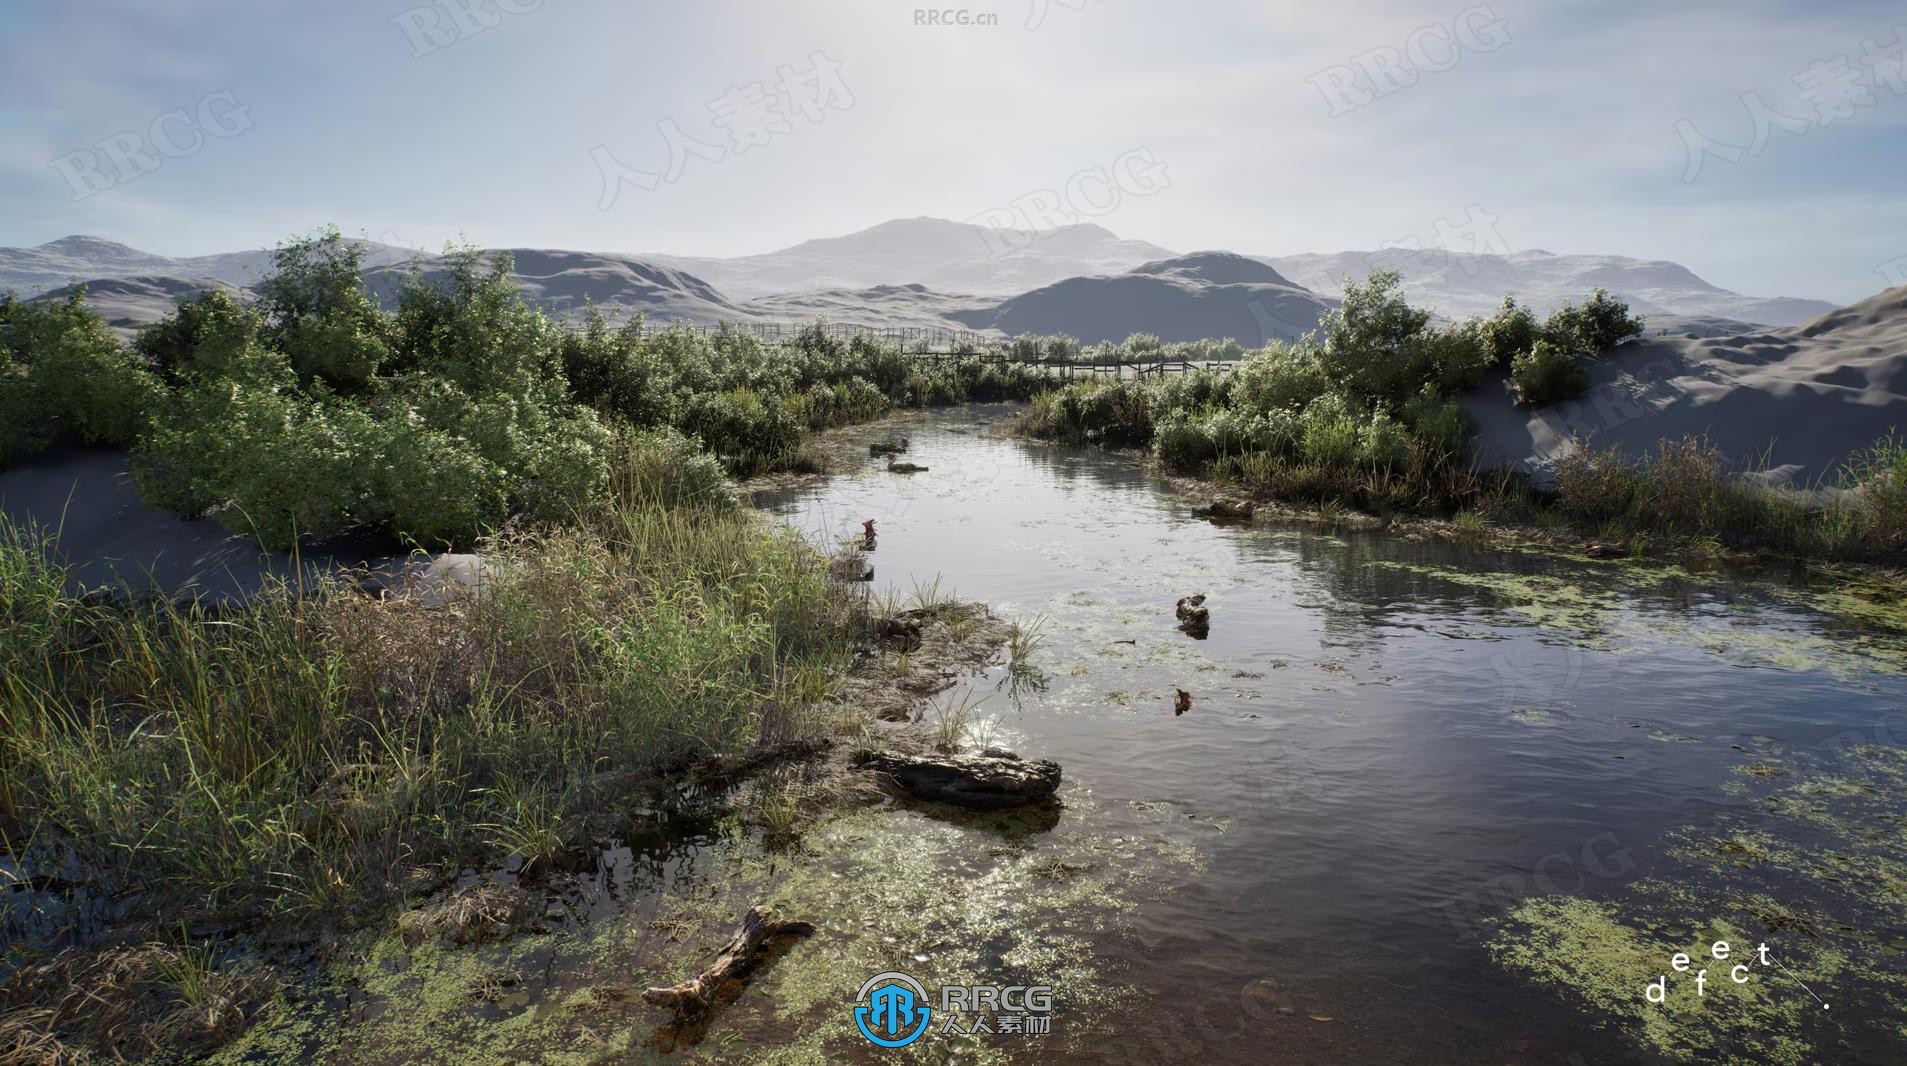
<box><xmin>2</xmin><ymin>0</ymin><xmax>1905</xmax><ymax>303</ymax></box>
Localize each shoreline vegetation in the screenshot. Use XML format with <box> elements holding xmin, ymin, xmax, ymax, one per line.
<box><xmin>0</xmin><ymin>227</ymin><xmax>1038</xmax><ymax>1061</ymax></box>
<box><xmin>1015</xmin><ymin>271</ymin><xmax>1907</xmax><ymax>569</ymax></box>
<box><xmin>0</xmin><ymin>462</ymin><xmax>1014</xmax><ymax>1060</ymax></box>
<box><xmin>2</xmin><ymin>226</ymin><xmax>1903</xmax><ymax>1059</ymax></box>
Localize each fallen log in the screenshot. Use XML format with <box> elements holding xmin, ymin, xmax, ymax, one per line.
<box><xmin>642</xmin><ymin>905</ymin><xmax>816</xmax><ymax>1016</ymax></box>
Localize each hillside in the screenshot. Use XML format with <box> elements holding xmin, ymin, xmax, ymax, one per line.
<box><xmin>649</xmin><ymin>216</ymin><xmax>1177</xmax><ymax>299</ymax></box>
<box><xmin>950</xmin><ymin>252</ymin><xmax>1336</xmax><ymax>345</ymax></box>
<box><xmin>360</xmin><ymin>248</ymin><xmax>747</xmax><ymax>325</ymax></box>
<box><xmin>1467</xmin><ymin>285</ymin><xmax>1907</xmax><ymax>485</ymax></box>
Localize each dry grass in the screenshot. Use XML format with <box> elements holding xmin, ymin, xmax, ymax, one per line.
<box><xmin>0</xmin><ymin>942</ymin><xmax>276</xmax><ymax>1065</ymax></box>
<box><xmin>395</xmin><ymin>883</ymin><xmax>539</xmax><ymax>946</ymax></box>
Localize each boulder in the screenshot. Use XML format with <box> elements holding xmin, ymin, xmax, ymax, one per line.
<box><xmin>855</xmin><ymin>748</ymin><xmax>1061</xmax><ymax>809</ymax></box>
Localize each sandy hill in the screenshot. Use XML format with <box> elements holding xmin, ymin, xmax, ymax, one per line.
<box><xmin>1</xmin><ymin>235</ymin><xmax>414</xmax><ymax>297</ymax></box>
<box><xmin>1467</xmin><ymin>285</ymin><xmax>1907</xmax><ymax>486</ymax></box>
<box><xmin>649</xmin><ymin>217</ymin><xmax>1178</xmax><ymax>299</ymax></box>
<box><xmin>32</xmin><ymin>275</ymin><xmax>236</xmax><ymax>339</ymax></box>
<box><xmin>1270</xmin><ymin>248</ymin><xmax>1838</xmax><ymax>327</ymax></box>
<box><xmin>949</xmin><ymin>252</ymin><xmax>1335</xmax><ymax>345</ymax></box>
<box><xmin>740</xmin><ymin>282</ymin><xmax>994</xmax><ymax>332</ymax></box>
<box><xmin>361</xmin><ymin>248</ymin><xmax>747</xmax><ymax>325</ymax></box>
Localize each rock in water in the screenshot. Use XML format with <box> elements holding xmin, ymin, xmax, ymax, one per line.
<box><xmin>1192</xmin><ymin>499</ymin><xmax>1256</xmax><ymax>521</ymax></box>
<box><xmin>856</xmin><ymin>748</ymin><xmax>1061</xmax><ymax>809</ymax></box>
<box><xmin>1175</xmin><ymin>594</ymin><xmax>1210</xmax><ymax>636</ymax></box>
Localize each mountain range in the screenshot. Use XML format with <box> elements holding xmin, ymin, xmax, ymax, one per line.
<box><xmin>4</xmin><ymin>219</ymin><xmax>1848</xmax><ymax>346</ymax></box>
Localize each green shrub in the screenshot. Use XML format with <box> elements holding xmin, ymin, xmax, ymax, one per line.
<box><xmin>1478</xmin><ymin>296</ymin><xmax>1541</xmax><ymax>366</ymax></box>
<box><xmin>1510</xmin><ymin>339</ymin><xmax>1590</xmax><ymax>407</ymax></box>
<box><xmin>134</xmin><ymin>288</ymin><xmax>266</xmax><ymax>383</ymax></box>
<box><xmin>1153</xmin><ymin>411</ymin><xmax>1218</xmax><ymax>472</ymax></box>
<box><xmin>1403</xmin><ymin>391</ymin><xmax>1471</xmax><ymax>455</ymax></box>
<box><xmin>1232</xmin><ymin>342</ymin><xmax>1329</xmax><ymax>414</ymax></box>
<box><xmin>368</xmin><ymin>422</ymin><xmax>509</xmax><ymax>547</ymax></box>
<box><xmin>1077</xmin><ymin>380</ymin><xmax>1153</xmax><ymax>447</ymax></box>
<box><xmin>133</xmin><ymin>382</ymin><xmax>368</xmax><ymax>545</ymax></box>
<box><xmin>1424</xmin><ymin>319</ymin><xmax>1492</xmax><ymax>393</ymax></box>
<box><xmin>1300</xmin><ymin>395</ymin><xmax>1362</xmax><ymax>467</ymax></box>
<box><xmin>1359</xmin><ymin>411</ymin><xmax>1412</xmax><ymax>471</ymax></box>
<box><xmin>0</xmin><ymin>290</ymin><xmax>161</xmax><ymax>464</ymax></box>
<box><xmin>1315</xmin><ymin>269</ymin><xmax>1436</xmax><ymax>408</ymax></box>
<box><xmin>1152</xmin><ymin>366</ymin><xmax>1233</xmax><ymax>418</ymax></box>
<box><xmin>281</xmin><ymin>307</ymin><xmax>392</xmax><ymax>389</ymax></box>
<box><xmin>1543</xmin><ymin>288</ymin><xmax>1645</xmax><ymax>353</ymax></box>
<box><xmin>610</xmin><ymin>427</ymin><xmax>740</xmax><ymax>513</ymax></box>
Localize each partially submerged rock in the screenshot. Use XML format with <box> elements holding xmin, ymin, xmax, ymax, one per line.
<box><xmin>855</xmin><ymin>748</ymin><xmax>1062</xmax><ymax>809</ymax></box>
<box><xmin>1192</xmin><ymin>499</ymin><xmax>1256</xmax><ymax>521</ymax></box>
<box><xmin>1176</xmin><ymin>594</ymin><xmax>1209</xmax><ymax>636</ymax></box>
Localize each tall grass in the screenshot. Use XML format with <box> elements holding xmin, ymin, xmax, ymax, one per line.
<box><xmin>0</xmin><ymin>471</ymin><xmax>856</xmax><ymax>934</ymax></box>
<box><xmin>1553</xmin><ymin>433</ymin><xmax>1907</xmax><ymax>562</ymax></box>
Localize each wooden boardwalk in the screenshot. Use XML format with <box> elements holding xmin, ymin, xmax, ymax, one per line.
<box><xmin>630</xmin><ymin>321</ymin><xmax>1239</xmax><ymax>377</ymax></box>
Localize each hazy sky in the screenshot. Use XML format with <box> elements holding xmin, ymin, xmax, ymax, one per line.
<box><xmin>3</xmin><ymin>0</ymin><xmax>1905</xmax><ymax>302</ymax></box>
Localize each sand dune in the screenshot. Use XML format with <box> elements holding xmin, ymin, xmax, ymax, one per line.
<box><xmin>1</xmin><ymin>234</ymin><xmax>413</xmax><ymax>297</ymax></box>
<box><xmin>33</xmin><ymin>274</ymin><xmax>235</xmax><ymax>339</ymax></box>
<box><xmin>1271</xmin><ymin>247</ymin><xmax>1837</xmax><ymax>326</ymax></box>
<box><xmin>360</xmin><ymin>247</ymin><xmax>748</xmax><ymax>325</ymax></box>
<box><xmin>1467</xmin><ymin>285</ymin><xmax>1907</xmax><ymax>486</ymax></box>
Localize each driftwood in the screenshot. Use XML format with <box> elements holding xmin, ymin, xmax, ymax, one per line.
<box><xmin>642</xmin><ymin>906</ymin><xmax>816</xmax><ymax>1016</ymax></box>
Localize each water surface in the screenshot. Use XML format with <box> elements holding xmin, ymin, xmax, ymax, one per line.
<box><xmin>221</xmin><ymin>405</ymin><xmax>1907</xmax><ymax>1064</ymax></box>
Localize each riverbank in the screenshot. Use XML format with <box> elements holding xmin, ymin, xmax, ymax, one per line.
<box><xmin>0</xmin><ymin>450</ymin><xmax>1017</xmax><ymax>1061</ymax></box>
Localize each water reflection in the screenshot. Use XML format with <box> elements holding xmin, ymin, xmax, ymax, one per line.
<box><xmin>755</xmin><ymin>406</ymin><xmax>1907</xmax><ymax>1063</ymax></box>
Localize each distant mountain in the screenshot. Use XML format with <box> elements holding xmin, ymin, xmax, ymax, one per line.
<box><xmin>648</xmin><ymin>216</ymin><xmax>1178</xmax><ymax>299</ymax></box>
<box><xmin>0</xmin><ymin>235</ymin><xmax>415</xmax><ymax>297</ymax></box>
<box><xmin>361</xmin><ymin>248</ymin><xmax>747</xmax><ymax>324</ymax></box>
<box><xmin>5</xmin><ymin>223</ymin><xmax>1850</xmax><ymax>342</ymax></box>
<box><xmin>1266</xmin><ymin>248</ymin><xmax>1838</xmax><ymax>327</ymax></box>
<box><xmin>950</xmin><ymin>252</ymin><xmax>1335</xmax><ymax>345</ymax></box>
